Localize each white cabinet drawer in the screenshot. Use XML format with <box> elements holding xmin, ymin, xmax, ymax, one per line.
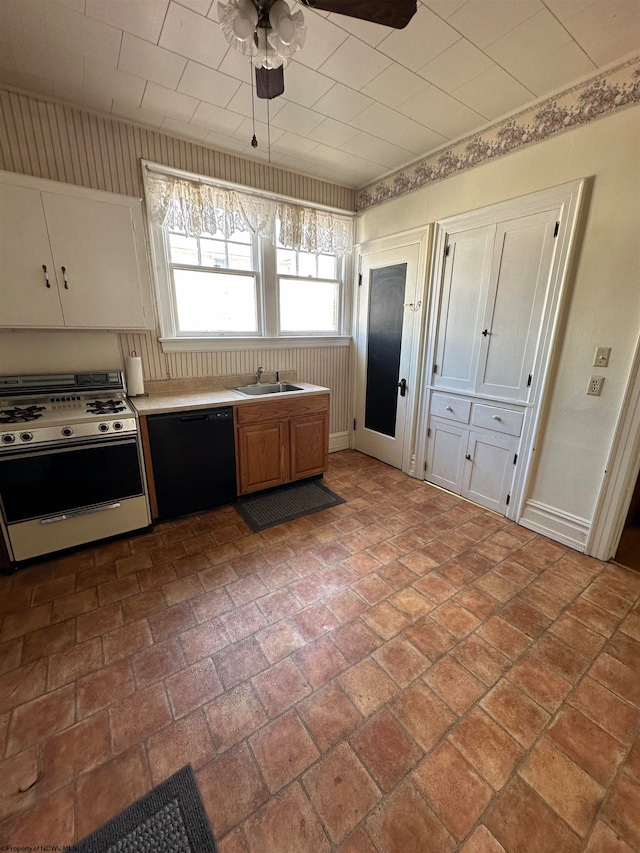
<box><xmin>430</xmin><ymin>393</ymin><xmax>471</xmax><ymax>424</ymax></box>
<box><xmin>472</xmin><ymin>404</ymin><xmax>523</xmax><ymax>437</ymax></box>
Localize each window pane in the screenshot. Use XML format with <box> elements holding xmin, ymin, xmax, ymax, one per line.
<box><xmin>297</xmin><ymin>252</ymin><xmax>317</xmax><ymax>278</ymax></box>
<box><xmin>276</xmin><ymin>248</ymin><xmax>297</xmax><ymax>275</ymax></box>
<box><xmin>318</xmin><ymin>254</ymin><xmax>337</xmax><ymax>279</ymax></box>
<box><xmin>173</xmin><ymin>269</ymin><xmax>257</xmax><ymax>333</ymax></box>
<box><xmin>168</xmin><ymin>233</ymin><xmax>198</xmax><ymax>265</ymax></box>
<box><xmin>279</xmin><ymin>278</ymin><xmax>338</xmax><ymax>333</ymax></box>
<box><xmin>227</xmin><ymin>243</ymin><xmax>253</xmax><ymax>270</ymax></box>
<box><xmin>230</xmin><ymin>229</ymin><xmax>251</xmax><ymax>244</ymax></box>
<box><xmin>200</xmin><ymin>238</ymin><xmax>227</xmax><ymax>268</ymax></box>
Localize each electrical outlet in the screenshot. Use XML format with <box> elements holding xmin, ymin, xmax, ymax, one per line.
<box><xmin>594</xmin><ymin>346</ymin><xmax>611</xmax><ymax>367</ymax></box>
<box><xmin>587</xmin><ymin>375</ymin><xmax>605</xmax><ymax>396</ymax></box>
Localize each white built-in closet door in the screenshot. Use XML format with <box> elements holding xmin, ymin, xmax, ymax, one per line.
<box><xmin>432</xmin><ymin>226</ymin><xmax>494</xmax><ymax>394</ymax></box>
<box><xmin>476</xmin><ymin>210</ymin><xmax>559</xmax><ymax>401</ymax></box>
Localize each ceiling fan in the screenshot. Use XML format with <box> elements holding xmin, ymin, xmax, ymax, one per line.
<box><xmin>219</xmin><ymin>0</ymin><xmax>417</xmax><ymax>99</ymax></box>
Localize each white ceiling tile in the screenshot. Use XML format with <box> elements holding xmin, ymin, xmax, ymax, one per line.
<box><xmin>341</xmin><ymin>131</ymin><xmax>413</xmax><ymax>169</ymax></box>
<box><xmin>326</xmin><ymin>154</ymin><xmax>381</xmax><ymax>180</ymax></box>
<box><xmin>159</xmin><ymin>2</ymin><xmax>228</xmax><ymax>70</ymax></box>
<box><xmin>14</xmin><ymin>43</ymin><xmax>83</xmax><ymax>89</ymax></box>
<box><xmin>418</xmin><ymin>39</ymin><xmax>494</xmax><ymax>92</ymax></box>
<box><xmin>203</xmin><ymin>129</ymin><xmax>248</xmax><ymax>151</ymax></box>
<box><xmin>224</xmin><ymin>81</ymin><xmax>285</xmax><ymax>123</ymax></box>
<box><xmin>361</xmin><ymin>64</ymin><xmax>429</xmax><ymax>108</ymax></box>
<box><xmin>0</xmin><ymin>68</ymin><xmax>53</xmax><ymax>94</ymax></box>
<box><xmin>422</xmin><ymin>0</ymin><xmax>468</xmax><ymax>19</ymax></box>
<box><xmin>351</xmin><ymin>102</ymin><xmax>447</xmax><ymax>154</ymax></box>
<box><xmin>217</xmin><ymin>47</ymin><xmax>254</xmax><ymax>82</ymax></box>
<box><xmin>317</xmin><ymin>35</ymin><xmax>392</xmax><ymax>91</ymax></box>
<box><xmin>548</xmin><ymin>0</ymin><xmax>640</xmax><ymax>66</ymax></box>
<box><xmin>311</xmin><ymin>117</ymin><xmax>360</xmax><ymax>147</ymax></box>
<box><xmin>177</xmin><ymin>61</ymin><xmax>240</xmax><ymax>107</ymax></box>
<box><xmin>448</xmin><ymin>0</ymin><xmax>543</xmax><ymax>49</ymax></box>
<box><xmin>51</xmin><ymin>0</ymin><xmax>86</xmax><ymax>12</ymax></box>
<box><xmin>0</xmin><ymin>26</ymin><xmax>16</xmax><ymax>71</ymax></box>
<box><xmin>453</xmin><ymin>64</ymin><xmax>534</xmax><ymax>120</ymax></box>
<box><xmin>293</xmin><ymin>11</ymin><xmax>349</xmax><ymax>71</ymax></box>
<box><xmin>111</xmin><ymin>99</ymin><xmax>165</xmax><ymax>127</ymax></box>
<box><xmin>85</xmin><ymin>0</ymin><xmax>169</xmax><ymax>44</ymax></box>
<box><xmin>141</xmin><ymin>81</ymin><xmax>199</xmax><ymax>122</ymax></box>
<box><xmin>1</xmin><ymin>0</ymin><xmax>47</xmax><ymax>64</ymax></box>
<box><xmin>232</xmin><ymin>117</ymin><xmax>284</xmax><ymax>146</ymax></box>
<box><xmin>84</xmin><ymin>57</ymin><xmax>146</xmax><ymax>106</ymax></box>
<box><xmin>326</xmin><ymin>12</ymin><xmax>393</xmax><ymax>47</ymax></box>
<box><xmin>377</xmin><ymin>5</ymin><xmax>460</xmax><ymax>70</ymax></box>
<box><xmin>486</xmin><ymin>9</ymin><xmax>572</xmax><ymax>70</ymax></box>
<box><xmin>281</xmin><ymin>61</ymin><xmax>334</xmax><ymax>107</ymax></box>
<box><xmin>270</xmin><ymin>101</ymin><xmax>324</xmax><ymax>135</ymax></box>
<box><xmin>192</xmin><ymin>99</ymin><xmax>244</xmax><ymax>133</ymax></box>
<box><xmin>398</xmin><ymin>84</ymin><xmax>486</xmax><ymax>138</ymax></box>
<box><xmin>52</xmin><ymin>81</ymin><xmax>113</xmax><ymax>113</ymax></box>
<box><xmin>514</xmin><ymin>39</ymin><xmax>596</xmax><ymax>96</ymax></box>
<box><xmin>118</xmin><ymin>33</ymin><xmax>186</xmax><ymax>90</ymax></box>
<box><xmin>308</xmin><ymin>143</ymin><xmax>349</xmax><ymax>165</ymax></box>
<box><xmin>161</xmin><ymin>115</ymin><xmax>210</xmax><ymax>141</ymax></box>
<box><xmin>179</xmin><ymin>0</ymin><xmax>213</xmax><ymax>15</ymax></box>
<box><xmin>311</xmin><ymin>83</ymin><xmax>372</xmax><ymax>123</ymax></box>
<box><xmin>271</xmin><ymin>131</ymin><xmax>320</xmax><ymax>156</ymax></box>
<box><xmin>45</xmin><ymin>0</ymin><xmax>122</xmax><ymax>65</ymax></box>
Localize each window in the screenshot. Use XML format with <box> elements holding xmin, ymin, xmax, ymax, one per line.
<box><xmin>276</xmin><ymin>243</ymin><xmax>340</xmax><ymax>335</ymax></box>
<box><xmin>143</xmin><ymin>164</ymin><xmax>353</xmax><ymax>350</ymax></box>
<box><xmin>166</xmin><ymin>229</ymin><xmax>259</xmax><ymax>335</ymax></box>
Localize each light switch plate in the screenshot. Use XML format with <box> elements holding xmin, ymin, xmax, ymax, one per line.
<box><xmin>594</xmin><ymin>347</ymin><xmax>611</xmax><ymax>367</ymax></box>
<box><xmin>587</xmin><ymin>375</ymin><xmax>605</xmax><ymax>396</ymax></box>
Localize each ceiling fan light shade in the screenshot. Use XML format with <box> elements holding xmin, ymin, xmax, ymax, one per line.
<box><xmin>269</xmin><ymin>0</ymin><xmax>295</xmax><ymax>44</ymax></box>
<box><xmin>218</xmin><ymin>0</ymin><xmax>258</xmax><ymax>56</ymax></box>
<box><xmin>252</xmin><ymin>27</ymin><xmax>285</xmax><ymax>69</ymax></box>
<box><xmin>232</xmin><ymin>0</ymin><xmax>258</xmax><ymax>40</ymax></box>
<box><xmin>266</xmin><ymin>10</ymin><xmax>305</xmax><ymax>60</ymax></box>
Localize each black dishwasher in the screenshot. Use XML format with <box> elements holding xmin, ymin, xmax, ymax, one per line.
<box><xmin>146</xmin><ymin>407</ymin><xmax>236</xmax><ymax>520</ymax></box>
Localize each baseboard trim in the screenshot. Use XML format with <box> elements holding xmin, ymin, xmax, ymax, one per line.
<box><xmin>519</xmin><ymin>499</ymin><xmax>590</xmax><ymax>552</ymax></box>
<box><xmin>329</xmin><ymin>432</ymin><xmax>350</xmax><ymax>453</ymax></box>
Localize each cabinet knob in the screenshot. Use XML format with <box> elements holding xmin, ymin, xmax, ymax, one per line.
<box><xmin>61</xmin><ymin>266</ymin><xmax>69</xmax><ymax>289</ymax></box>
<box><xmin>481</xmin><ymin>329</ymin><xmax>490</xmax><ymax>337</ymax></box>
<box><xmin>446</xmin><ymin>405</ymin><xmax>453</xmax><ymax>411</ymax></box>
<box><xmin>42</xmin><ymin>264</ymin><xmax>51</xmax><ymax>288</ymax></box>
<box><xmin>492</xmin><ymin>415</ymin><xmax>501</xmax><ymax>421</ymax></box>
<box><xmin>465</xmin><ymin>454</ymin><xmax>472</xmax><ymax>461</ymax></box>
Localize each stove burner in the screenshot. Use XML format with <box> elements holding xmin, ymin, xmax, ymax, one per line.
<box><xmin>86</xmin><ymin>399</ymin><xmax>127</xmax><ymax>415</ymax></box>
<box><xmin>0</xmin><ymin>405</ymin><xmax>46</xmax><ymax>424</ymax></box>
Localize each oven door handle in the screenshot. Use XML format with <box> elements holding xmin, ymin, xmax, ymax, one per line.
<box><xmin>0</xmin><ymin>436</ymin><xmax>137</xmax><ymax>460</ymax></box>
<box><xmin>40</xmin><ymin>502</ymin><xmax>121</xmax><ymax>524</ymax></box>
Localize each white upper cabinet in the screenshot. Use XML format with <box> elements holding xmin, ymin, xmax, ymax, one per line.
<box><xmin>433</xmin><ymin>225</ymin><xmax>493</xmax><ymax>394</ymax></box>
<box><xmin>477</xmin><ymin>210</ymin><xmax>559</xmax><ymax>401</ymax></box>
<box><xmin>0</xmin><ymin>171</ymin><xmax>154</xmax><ymax>330</ymax></box>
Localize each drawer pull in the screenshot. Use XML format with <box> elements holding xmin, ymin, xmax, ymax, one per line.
<box><xmin>446</xmin><ymin>405</ymin><xmax>453</xmax><ymax>412</ymax></box>
<box><xmin>492</xmin><ymin>415</ymin><xmax>502</xmax><ymax>421</ymax></box>
<box><xmin>465</xmin><ymin>454</ymin><xmax>472</xmax><ymax>461</ymax></box>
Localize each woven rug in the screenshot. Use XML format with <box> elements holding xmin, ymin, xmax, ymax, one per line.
<box><xmin>236</xmin><ymin>478</ymin><xmax>345</xmax><ymax>532</ymax></box>
<box><xmin>74</xmin><ymin>765</ymin><xmax>217</xmax><ymax>853</ymax></box>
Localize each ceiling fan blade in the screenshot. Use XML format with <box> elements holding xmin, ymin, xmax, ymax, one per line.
<box><xmin>299</xmin><ymin>0</ymin><xmax>417</xmax><ymax>29</ymax></box>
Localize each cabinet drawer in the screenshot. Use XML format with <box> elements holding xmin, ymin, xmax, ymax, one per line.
<box><xmin>235</xmin><ymin>393</ymin><xmax>329</xmax><ymax>426</ymax></box>
<box><xmin>430</xmin><ymin>393</ymin><xmax>471</xmax><ymax>424</ymax></box>
<box><xmin>472</xmin><ymin>404</ymin><xmax>523</xmax><ymax>436</ymax></box>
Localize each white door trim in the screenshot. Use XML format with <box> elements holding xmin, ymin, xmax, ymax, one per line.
<box><xmin>587</xmin><ymin>329</ymin><xmax>640</xmax><ymax>560</ymax></box>
<box><xmin>415</xmin><ymin>179</ymin><xmax>586</xmax><ymax>520</ymax></box>
<box><xmin>352</xmin><ymin>228</ymin><xmax>431</xmax><ymax>475</ymax></box>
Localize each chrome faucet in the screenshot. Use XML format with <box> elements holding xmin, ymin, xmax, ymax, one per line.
<box><xmin>255</xmin><ymin>366</ymin><xmax>264</xmax><ymax>385</ymax></box>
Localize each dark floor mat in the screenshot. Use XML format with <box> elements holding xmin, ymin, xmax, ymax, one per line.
<box><xmin>235</xmin><ymin>479</ymin><xmax>345</xmax><ymax>532</ymax></box>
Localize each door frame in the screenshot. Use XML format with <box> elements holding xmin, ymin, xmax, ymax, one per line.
<box><xmin>415</xmin><ymin>179</ymin><xmax>586</xmax><ymax>521</ymax></box>
<box><xmin>352</xmin><ymin>227</ymin><xmax>431</xmax><ymax>475</ymax></box>
<box><xmin>587</xmin><ymin>329</ymin><xmax>640</xmax><ymax>560</ymax></box>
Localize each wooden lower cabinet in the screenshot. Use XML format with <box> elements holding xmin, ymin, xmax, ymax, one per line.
<box><xmin>236</xmin><ymin>393</ymin><xmax>329</xmax><ymax>495</ymax></box>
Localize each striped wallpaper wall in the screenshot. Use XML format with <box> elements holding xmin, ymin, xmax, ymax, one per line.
<box><xmin>0</xmin><ymin>85</ymin><xmax>354</xmax><ymax>436</ymax></box>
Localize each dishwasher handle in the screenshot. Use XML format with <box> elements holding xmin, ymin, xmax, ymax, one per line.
<box><xmin>178</xmin><ymin>414</ymin><xmax>210</xmax><ymax>423</ymax></box>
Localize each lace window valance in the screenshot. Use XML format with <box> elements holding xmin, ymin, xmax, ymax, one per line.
<box><xmin>145</xmin><ymin>171</ymin><xmax>353</xmax><ymax>256</ymax></box>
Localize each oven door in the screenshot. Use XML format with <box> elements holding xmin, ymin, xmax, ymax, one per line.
<box><xmin>0</xmin><ymin>435</ymin><xmax>144</xmax><ymax>524</ymax></box>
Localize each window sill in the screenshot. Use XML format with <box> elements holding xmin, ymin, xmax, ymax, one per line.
<box><xmin>159</xmin><ymin>336</ymin><xmax>352</xmax><ymax>353</ymax></box>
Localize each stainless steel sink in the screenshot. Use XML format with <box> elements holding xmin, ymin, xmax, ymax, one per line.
<box><xmin>234</xmin><ymin>382</ymin><xmax>302</xmax><ymax>396</ymax></box>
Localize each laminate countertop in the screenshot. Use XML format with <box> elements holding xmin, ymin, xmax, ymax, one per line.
<box><xmin>130</xmin><ymin>382</ymin><xmax>330</xmax><ymax>416</ymax></box>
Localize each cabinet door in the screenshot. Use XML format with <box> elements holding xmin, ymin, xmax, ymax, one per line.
<box><xmin>461</xmin><ymin>429</ymin><xmax>517</xmax><ymax>513</ymax></box>
<box><xmin>433</xmin><ymin>225</ymin><xmax>494</xmax><ymax>393</ymax></box>
<box><xmin>0</xmin><ymin>182</ymin><xmax>65</xmax><ymax>326</ymax></box>
<box><xmin>476</xmin><ymin>210</ymin><xmax>559</xmax><ymax>401</ymax></box>
<box><xmin>290</xmin><ymin>412</ymin><xmax>329</xmax><ymax>481</ymax></box>
<box><xmin>426</xmin><ymin>417</ymin><xmax>467</xmax><ymax>493</ymax></box>
<box><xmin>42</xmin><ymin>192</ymin><xmax>147</xmax><ymax>328</ymax></box>
<box><xmin>237</xmin><ymin>420</ymin><xmax>289</xmax><ymax>495</ymax></box>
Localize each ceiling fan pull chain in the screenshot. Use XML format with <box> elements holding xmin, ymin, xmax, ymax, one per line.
<box><xmin>250</xmin><ymin>57</ymin><xmax>258</xmax><ymax>148</ymax></box>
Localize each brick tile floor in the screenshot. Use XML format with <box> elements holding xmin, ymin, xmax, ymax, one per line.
<box><xmin>1</xmin><ymin>450</ymin><xmax>639</xmax><ymax>852</ymax></box>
